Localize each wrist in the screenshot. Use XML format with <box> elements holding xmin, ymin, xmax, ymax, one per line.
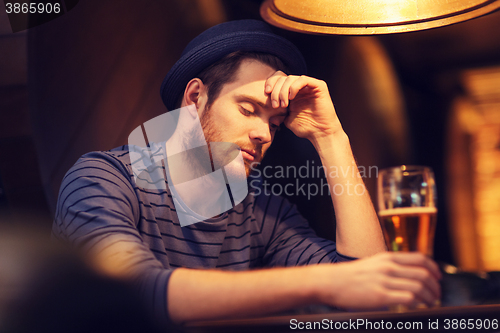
<box><xmin>307</xmin><ymin>264</ymin><xmax>337</xmax><ymax>304</ymax></box>
<box><xmin>310</xmin><ymin>130</ymin><xmax>349</xmax><ymax>157</ymax></box>
<box><xmin>316</xmin><ymin>262</ymin><xmax>354</xmax><ymax>308</ymax></box>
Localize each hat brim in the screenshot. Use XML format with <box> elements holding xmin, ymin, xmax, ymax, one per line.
<box><xmin>160</xmin><ymin>28</ymin><xmax>307</xmax><ymax>111</ymax></box>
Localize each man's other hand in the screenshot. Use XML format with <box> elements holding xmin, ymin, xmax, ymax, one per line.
<box><xmin>318</xmin><ymin>252</ymin><xmax>442</xmax><ymax>310</ymax></box>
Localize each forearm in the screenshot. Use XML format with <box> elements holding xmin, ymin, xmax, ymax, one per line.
<box><xmin>167</xmin><ymin>265</ymin><xmax>321</xmax><ymax>324</ymax></box>
<box><xmin>311</xmin><ymin>131</ymin><xmax>386</xmax><ymax>257</ymax></box>
<box><xmin>168</xmin><ymin>252</ymin><xmax>441</xmax><ymax>324</ymax></box>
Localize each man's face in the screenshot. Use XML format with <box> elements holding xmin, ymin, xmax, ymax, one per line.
<box><xmin>199</xmin><ymin>59</ymin><xmax>287</xmax><ymax>176</ymax></box>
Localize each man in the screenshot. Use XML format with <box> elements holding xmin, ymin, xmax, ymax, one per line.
<box><xmin>52</xmin><ymin>20</ymin><xmax>441</xmax><ymax>327</ymax></box>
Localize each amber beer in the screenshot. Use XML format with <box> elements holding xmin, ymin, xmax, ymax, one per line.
<box><xmin>379</xmin><ymin>207</ymin><xmax>437</xmax><ymax>256</ymax></box>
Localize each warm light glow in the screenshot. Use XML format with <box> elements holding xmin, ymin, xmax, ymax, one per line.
<box><xmin>447</xmin><ymin>66</ymin><xmax>500</xmax><ymax>271</ymax></box>
<box><xmin>261</xmin><ymin>0</ymin><xmax>500</xmax><ymax>34</ymax></box>
<box><xmin>392</xmin><ymin>215</ymin><xmax>400</xmax><ymax>228</ymax></box>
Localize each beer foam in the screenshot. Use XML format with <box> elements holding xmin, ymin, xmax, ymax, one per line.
<box><xmin>378</xmin><ymin>207</ymin><xmax>437</xmax><ymax>217</ymax></box>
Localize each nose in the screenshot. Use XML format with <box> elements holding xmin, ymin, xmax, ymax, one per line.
<box><xmin>248</xmin><ymin>118</ymin><xmax>272</xmax><ymax>145</ymax></box>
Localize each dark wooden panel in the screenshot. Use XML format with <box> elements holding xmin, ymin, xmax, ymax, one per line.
<box><xmin>28</xmin><ymin>0</ymin><xmax>218</xmax><ymax>213</ymax></box>
<box><xmin>0</xmin><ymin>136</ymin><xmax>51</xmax><ymax>223</ymax></box>
<box><xmin>0</xmin><ymin>86</ymin><xmax>31</xmax><ymax>139</ymax></box>
<box><xmin>0</xmin><ymin>136</ymin><xmax>43</xmax><ymax>192</ymax></box>
<box><xmin>0</xmin><ymin>35</ymin><xmax>27</xmax><ymax>86</ymax></box>
<box><xmin>0</xmin><ymin>7</ymin><xmax>13</xmax><ymax>34</ymax></box>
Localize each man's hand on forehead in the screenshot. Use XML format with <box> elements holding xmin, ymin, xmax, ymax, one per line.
<box><xmin>264</xmin><ymin>71</ymin><xmax>344</xmax><ymax>142</ymax></box>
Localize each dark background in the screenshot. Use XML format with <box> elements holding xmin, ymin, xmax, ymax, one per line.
<box><xmin>1</xmin><ymin>0</ymin><xmax>500</xmax><ymax>266</ymax></box>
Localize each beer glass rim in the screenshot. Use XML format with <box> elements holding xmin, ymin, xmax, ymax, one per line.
<box><xmin>377</xmin><ymin>164</ymin><xmax>437</xmax><ymax>212</ymax></box>
<box><xmin>379</xmin><ymin>165</ymin><xmax>433</xmax><ymax>175</ymax></box>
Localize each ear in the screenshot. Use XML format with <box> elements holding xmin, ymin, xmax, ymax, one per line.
<box><xmin>181</xmin><ymin>78</ymin><xmax>207</xmax><ymax>117</ymax></box>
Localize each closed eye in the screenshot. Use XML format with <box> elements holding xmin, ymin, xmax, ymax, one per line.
<box><xmin>239</xmin><ymin>106</ymin><xmax>254</xmax><ymax>116</ymax></box>
<box><xmin>239</xmin><ymin>104</ymin><xmax>281</xmax><ymax>132</ymax></box>
<box><xmin>271</xmin><ymin>123</ymin><xmax>281</xmax><ymax>132</ymax></box>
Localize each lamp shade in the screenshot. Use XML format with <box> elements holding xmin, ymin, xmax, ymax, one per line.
<box><xmin>260</xmin><ymin>0</ymin><xmax>500</xmax><ymax>34</ymax></box>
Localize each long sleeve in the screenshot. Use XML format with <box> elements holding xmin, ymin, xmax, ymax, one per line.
<box><xmin>52</xmin><ymin>151</ymin><xmax>174</xmax><ymax>326</ymax></box>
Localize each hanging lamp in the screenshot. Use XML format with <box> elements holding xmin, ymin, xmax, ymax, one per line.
<box><xmin>260</xmin><ymin>0</ymin><xmax>500</xmax><ymax>34</ymax></box>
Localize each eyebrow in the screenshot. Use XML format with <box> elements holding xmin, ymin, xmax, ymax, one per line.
<box><xmin>238</xmin><ymin>94</ymin><xmax>289</xmax><ymax>117</ymax></box>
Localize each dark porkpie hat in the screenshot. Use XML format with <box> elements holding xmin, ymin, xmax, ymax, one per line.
<box><xmin>160</xmin><ymin>19</ymin><xmax>307</xmax><ymax>111</ymax></box>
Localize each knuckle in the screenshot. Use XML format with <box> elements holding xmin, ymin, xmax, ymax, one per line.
<box><xmin>402</xmin><ymin>293</ymin><xmax>416</xmax><ymax>305</ymax></box>
<box><xmin>416</xmin><ymin>252</ymin><xmax>427</xmax><ymax>263</ymax></box>
<box><xmin>368</xmin><ymin>286</ymin><xmax>386</xmax><ymax>303</ymax></box>
<box><xmin>420</xmin><ymin>269</ymin><xmax>431</xmax><ymax>280</ymax></box>
<box><xmin>381</xmin><ymin>262</ymin><xmax>396</xmax><ymax>275</ymax></box>
<box><xmin>313</xmin><ymin>78</ymin><xmax>328</xmax><ymax>88</ymax></box>
<box><xmin>414</xmin><ymin>281</ymin><xmax>424</xmax><ymax>293</ymax></box>
<box><xmin>373</xmin><ymin>290</ymin><xmax>387</xmax><ymax>304</ymax></box>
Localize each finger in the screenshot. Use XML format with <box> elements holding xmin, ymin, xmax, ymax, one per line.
<box><xmin>288</xmin><ymin>76</ymin><xmax>311</xmax><ymax>101</ymax></box>
<box><xmin>288</xmin><ymin>76</ymin><xmax>328</xmax><ymax>101</ymax></box>
<box><xmin>382</xmin><ymin>289</ymin><xmax>415</xmax><ymax>307</ymax></box>
<box><xmin>384</xmin><ymin>263</ymin><xmax>441</xmax><ymax>299</ymax></box>
<box><xmin>383</xmin><ymin>277</ymin><xmax>438</xmax><ymax>307</ymax></box>
<box><xmin>270</xmin><ymin>76</ymin><xmax>287</xmax><ymax>108</ymax></box>
<box><xmin>388</xmin><ymin>252</ymin><xmax>442</xmax><ymax>280</ymax></box>
<box><xmin>278</xmin><ymin>76</ymin><xmax>301</xmax><ymax>108</ymax></box>
<box><xmin>265</xmin><ymin>71</ymin><xmax>287</xmax><ymax>94</ymax></box>
<box><xmin>382</xmin><ymin>289</ymin><xmax>433</xmax><ymax>309</ymax></box>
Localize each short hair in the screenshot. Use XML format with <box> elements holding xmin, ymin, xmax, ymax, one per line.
<box><xmin>176</xmin><ymin>51</ymin><xmax>290</xmax><ymax>110</ymax></box>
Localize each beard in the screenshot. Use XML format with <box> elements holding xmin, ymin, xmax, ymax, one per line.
<box><xmin>200</xmin><ymin>104</ymin><xmax>264</xmax><ymax>177</ymax></box>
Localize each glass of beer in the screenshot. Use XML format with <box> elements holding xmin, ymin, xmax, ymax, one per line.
<box><xmin>377</xmin><ymin>166</ymin><xmax>437</xmax><ymax>256</ymax></box>
<box><xmin>378</xmin><ymin>166</ymin><xmax>438</xmax><ymax>311</ymax></box>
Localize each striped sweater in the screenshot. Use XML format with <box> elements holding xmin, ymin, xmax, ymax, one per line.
<box><xmin>52</xmin><ymin>145</ymin><xmax>354</xmax><ymax>325</ymax></box>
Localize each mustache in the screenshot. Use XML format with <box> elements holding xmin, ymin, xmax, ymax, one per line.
<box><xmin>238</xmin><ymin>143</ymin><xmax>263</xmax><ymax>158</ymax></box>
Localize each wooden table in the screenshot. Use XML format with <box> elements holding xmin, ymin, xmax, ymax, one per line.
<box><xmin>184</xmin><ymin>304</ymin><xmax>500</xmax><ymax>332</ymax></box>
